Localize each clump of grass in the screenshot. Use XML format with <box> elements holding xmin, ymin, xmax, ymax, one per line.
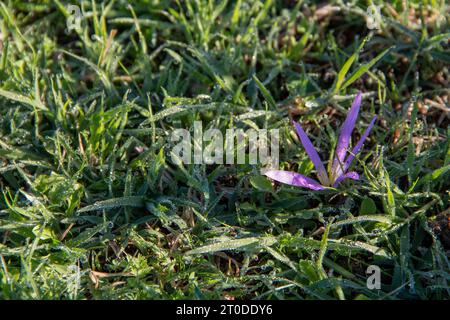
<box><xmin>0</xmin><ymin>0</ymin><xmax>449</xmax><ymax>300</ymax></box>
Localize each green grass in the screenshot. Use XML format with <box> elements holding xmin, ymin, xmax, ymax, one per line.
<box><xmin>0</xmin><ymin>0</ymin><xmax>449</xmax><ymax>300</ymax></box>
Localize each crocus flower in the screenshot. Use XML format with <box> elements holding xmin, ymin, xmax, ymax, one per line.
<box><xmin>265</xmin><ymin>92</ymin><xmax>377</xmax><ymax>190</ymax></box>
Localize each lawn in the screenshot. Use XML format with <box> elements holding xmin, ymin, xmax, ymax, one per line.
<box><xmin>0</xmin><ymin>0</ymin><xmax>449</xmax><ymax>300</ymax></box>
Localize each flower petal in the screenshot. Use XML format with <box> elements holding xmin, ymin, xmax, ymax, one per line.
<box><xmin>333</xmin><ymin>171</ymin><xmax>360</xmax><ymax>187</ymax></box>
<box><xmin>264</xmin><ymin>170</ymin><xmax>325</xmax><ymax>190</ymax></box>
<box><xmin>293</xmin><ymin>121</ymin><xmax>329</xmax><ymax>185</ymax></box>
<box><xmin>332</xmin><ymin>92</ymin><xmax>362</xmax><ymax>177</ymax></box>
<box><xmin>343</xmin><ymin>116</ymin><xmax>377</xmax><ymax>172</ymax></box>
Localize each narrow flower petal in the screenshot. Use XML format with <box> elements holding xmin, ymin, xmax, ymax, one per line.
<box><xmin>293</xmin><ymin>121</ymin><xmax>329</xmax><ymax>185</ymax></box>
<box><xmin>333</xmin><ymin>171</ymin><xmax>360</xmax><ymax>187</ymax></box>
<box><xmin>264</xmin><ymin>170</ymin><xmax>325</xmax><ymax>190</ymax></box>
<box><xmin>343</xmin><ymin>116</ymin><xmax>377</xmax><ymax>172</ymax></box>
<box><xmin>332</xmin><ymin>92</ymin><xmax>362</xmax><ymax>177</ymax></box>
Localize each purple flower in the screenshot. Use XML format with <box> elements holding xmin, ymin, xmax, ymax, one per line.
<box><xmin>265</xmin><ymin>92</ymin><xmax>377</xmax><ymax>190</ymax></box>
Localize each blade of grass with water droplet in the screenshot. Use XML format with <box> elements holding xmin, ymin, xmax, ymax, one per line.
<box><xmin>332</xmin><ymin>36</ymin><xmax>368</xmax><ymax>94</ymax></box>
<box><xmin>77</xmin><ymin>196</ymin><xmax>145</xmax><ymax>213</ymax></box>
<box><xmin>186</xmin><ymin>236</ymin><xmax>276</xmax><ymax>255</ymax></box>
<box><xmin>252</xmin><ymin>74</ymin><xmax>276</xmax><ymax>109</ymax></box>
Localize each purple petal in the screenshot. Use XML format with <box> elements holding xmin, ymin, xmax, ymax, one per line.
<box><xmin>343</xmin><ymin>116</ymin><xmax>377</xmax><ymax>172</ymax></box>
<box><xmin>293</xmin><ymin>121</ymin><xmax>329</xmax><ymax>185</ymax></box>
<box><xmin>333</xmin><ymin>171</ymin><xmax>360</xmax><ymax>187</ymax></box>
<box><xmin>332</xmin><ymin>92</ymin><xmax>362</xmax><ymax>177</ymax></box>
<box><xmin>264</xmin><ymin>170</ymin><xmax>325</xmax><ymax>190</ymax></box>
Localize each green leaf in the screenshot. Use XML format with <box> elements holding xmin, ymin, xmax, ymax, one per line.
<box><xmin>340</xmin><ymin>46</ymin><xmax>392</xmax><ymax>91</ymax></box>
<box><xmin>407</xmin><ymin>100</ymin><xmax>418</xmax><ymax>186</ymax></box>
<box><xmin>416</xmin><ymin>164</ymin><xmax>450</xmax><ymax>187</ymax></box>
<box><xmin>186</xmin><ymin>236</ymin><xmax>276</xmax><ymax>255</ymax></box>
<box><xmin>299</xmin><ymin>260</ymin><xmax>320</xmax><ymax>282</ymax></box>
<box><xmin>61</xmin><ymin>50</ymin><xmax>117</xmax><ymax>97</ymax></box>
<box><xmin>77</xmin><ymin>196</ymin><xmax>145</xmax><ymax>213</ymax></box>
<box><xmin>332</xmin><ymin>35</ymin><xmax>370</xmax><ymax>94</ymax></box>
<box><xmin>264</xmin><ymin>245</ymin><xmax>297</xmax><ymax>271</ymax></box>
<box><xmin>332</xmin><ymin>215</ymin><xmax>391</xmax><ymax>228</ymax></box>
<box><xmin>231</xmin><ymin>0</ymin><xmax>241</xmax><ymax>29</ymax></box>
<box><xmin>252</xmin><ymin>74</ymin><xmax>276</xmax><ymax>109</ymax></box>
<box><xmin>359</xmin><ymin>197</ymin><xmax>378</xmax><ymax>215</ymax></box>
<box><xmin>329</xmin><ymin>239</ymin><xmax>392</xmax><ymax>259</ymax></box>
<box><xmin>383</xmin><ymin>168</ymin><xmax>396</xmax><ymax>217</ymax></box>
<box><xmin>250</xmin><ymin>175</ymin><xmax>273</xmax><ymax>192</ymax></box>
<box><xmin>254</xmin><ymin>0</ymin><xmax>273</xmax><ymax>26</ymax></box>
<box><xmin>0</xmin><ymin>88</ymin><xmax>47</xmax><ymax>111</ymax></box>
